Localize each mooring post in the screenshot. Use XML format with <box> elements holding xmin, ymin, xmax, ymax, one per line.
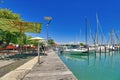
<box><xmin>100</xmin><ymin>46</ymin><xmax>101</xmax><ymax>53</ymax></box>
<box><xmin>105</xmin><ymin>46</ymin><xmax>106</xmax><ymax>53</ymax></box>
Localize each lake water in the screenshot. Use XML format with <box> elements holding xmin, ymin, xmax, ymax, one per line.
<box><xmin>58</xmin><ymin>51</ymin><xmax>120</xmax><ymax>80</ymax></box>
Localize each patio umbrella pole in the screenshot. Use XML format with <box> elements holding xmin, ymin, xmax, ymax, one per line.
<box><xmin>29</xmin><ymin>37</ymin><xmax>45</xmax><ymax>64</ymax></box>
<box><xmin>19</xmin><ymin>26</ymin><xmax>22</xmax><ymax>54</ymax></box>
<box><xmin>38</xmin><ymin>42</ymin><xmax>40</xmax><ymax>64</ymax></box>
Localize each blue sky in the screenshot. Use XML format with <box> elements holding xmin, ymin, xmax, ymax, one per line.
<box><xmin>0</xmin><ymin>0</ymin><xmax>120</xmax><ymax>44</ymax></box>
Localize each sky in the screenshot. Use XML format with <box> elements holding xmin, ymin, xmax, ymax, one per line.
<box><xmin>0</xmin><ymin>0</ymin><xmax>120</xmax><ymax>44</ymax></box>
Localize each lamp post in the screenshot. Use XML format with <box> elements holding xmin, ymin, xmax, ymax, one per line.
<box><xmin>44</xmin><ymin>16</ymin><xmax>52</xmax><ymax>42</ymax></box>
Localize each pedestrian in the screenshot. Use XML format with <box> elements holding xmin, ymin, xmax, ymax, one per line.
<box><xmin>39</xmin><ymin>45</ymin><xmax>42</xmax><ymax>54</ymax></box>
<box><xmin>42</xmin><ymin>45</ymin><xmax>47</xmax><ymax>55</ymax></box>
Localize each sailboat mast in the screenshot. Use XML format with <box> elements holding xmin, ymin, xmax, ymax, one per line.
<box><xmin>110</xmin><ymin>29</ymin><xmax>115</xmax><ymax>47</ymax></box>
<box><xmin>85</xmin><ymin>17</ymin><xmax>88</xmax><ymax>46</ymax></box>
<box><xmin>79</xmin><ymin>29</ymin><xmax>81</xmax><ymax>43</ymax></box>
<box><xmin>96</xmin><ymin>14</ymin><xmax>99</xmax><ymax>45</ymax></box>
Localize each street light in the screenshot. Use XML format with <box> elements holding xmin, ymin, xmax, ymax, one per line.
<box><xmin>44</xmin><ymin>16</ymin><xmax>52</xmax><ymax>42</ymax></box>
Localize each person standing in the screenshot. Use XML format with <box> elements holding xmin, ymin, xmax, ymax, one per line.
<box><xmin>42</xmin><ymin>45</ymin><xmax>47</xmax><ymax>55</ymax></box>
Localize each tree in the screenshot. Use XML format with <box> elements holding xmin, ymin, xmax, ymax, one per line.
<box><xmin>80</xmin><ymin>43</ymin><xmax>84</xmax><ymax>46</ymax></box>
<box><xmin>0</xmin><ymin>9</ymin><xmax>22</xmax><ymax>46</ymax></box>
<box><xmin>0</xmin><ymin>9</ymin><xmax>42</xmax><ymax>47</ymax></box>
<box><xmin>0</xmin><ymin>29</ymin><xmax>4</xmax><ymax>41</ymax></box>
<box><xmin>3</xmin><ymin>30</ymin><xmax>13</xmax><ymax>45</ymax></box>
<box><xmin>48</xmin><ymin>39</ymin><xmax>55</xmax><ymax>46</ymax></box>
<box><xmin>0</xmin><ymin>9</ymin><xmax>21</xmax><ymax>20</ymax></box>
<box><xmin>0</xmin><ymin>29</ymin><xmax>4</xmax><ymax>46</ymax></box>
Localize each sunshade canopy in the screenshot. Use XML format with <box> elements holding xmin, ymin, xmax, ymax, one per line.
<box><xmin>0</xmin><ymin>18</ymin><xmax>42</xmax><ymax>33</ymax></box>
<box><xmin>29</xmin><ymin>37</ymin><xmax>45</xmax><ymax>40</ymax></box>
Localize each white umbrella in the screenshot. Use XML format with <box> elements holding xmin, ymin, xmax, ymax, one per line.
<box><xmin>29</xmin><ymin>37</ymin><xmax>45</xmax><ymax>64</ymax></box>
<box><xmin>30</xmin><ymin>37</ymin><xmax>47</xmax><ymax>45</ymax></box>
<box><xmin>29</xmin><ymin>37</ymin><xmax>45</xmax><ymax>41</ymax></box>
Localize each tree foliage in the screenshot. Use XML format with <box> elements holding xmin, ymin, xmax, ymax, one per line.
<box><xmin>0</xmin><ymin>9</ymin><xmax>21</xmax><ymax>20</ymax></box>
<box><xmin>80</xmin><ymin>43</ymin><xmax>84</xmax><ymax>46</ymax></box>
<box><xmin>0</xmin><ymin>9</ymin><xmax>42</xmax><ymax>47</ymax></box>
<box><xmin>48</xmin><ymin>39</ymin><xmax>55</xmax><ymax>46</ymax></box>
<box><xmin>0</xmin><ymin>9</ymin><xmax>22</xmax><ymax>46</ymax></box>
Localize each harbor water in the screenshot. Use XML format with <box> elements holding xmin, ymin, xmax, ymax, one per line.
<box><xmin>58</xmin><ymin>51</ymin><xmax>120</xmax><ymax>80</ymax></box>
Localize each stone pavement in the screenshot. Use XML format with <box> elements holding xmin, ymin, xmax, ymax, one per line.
<box><xmin>0</xmin><ymin>50</ymin><xmax>77</xmax><ymax>80</ymax></box>
<box><xmin>0</xmin><ymin>57</ymin><xmax>38</xmax><ymax>80</ymax></box>
<box><xmin>0</xmin><ymin>60</ymin><xmax>15</xmax><ymax>68</ymax></box>
<box><xmin>23</xmin><ymin>50</ymin><xmax>77</xmax><ymax>80</ymax></box>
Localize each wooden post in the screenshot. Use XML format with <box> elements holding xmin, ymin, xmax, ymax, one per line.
<box><xmin>105</xmin><ymin>46</ymin><xmax>106</xmax><ymax>53</ymax></box>
<box><xmin>108</xmin><ymin>46</ymin><xmax>110</xmax><ymax>56</ymax></box>
<box><xmin>100</xmin><ymin>46</ymin><xmax>101</xmax><ymax>53</ymax></box>
<box><xmin>95</xmin><ymin>46</ymin><xmax>96</xmax><ymax>54</ymax></box>
<box><xmin>88</xmin><ymin>47</ymin><xmax>89</xmax><ymax>53</ymax></box>
<box><xmin>112</xmin><ymin>46</ymin><xmax>113</xmax><ymax>51</ymax></box>
<box><xmin>19</xmin><ymin>23</ymin><xmax>23</xmax><ymax>54</ymax></box>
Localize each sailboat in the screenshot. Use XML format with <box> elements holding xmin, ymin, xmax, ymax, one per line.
<box><xmin>107</xmin><ymin>29</ymin><xmax>118</xmax><ymax>51</ymax></box>
<box><xmin>70</xmin><ymin>18</ymin><xmax>90</xmax><ymax>54</ymax></box>
<box><xmin>93</xmin><ymin>13</ymin><xmax>108</xmax><ymax>52</ymax></box>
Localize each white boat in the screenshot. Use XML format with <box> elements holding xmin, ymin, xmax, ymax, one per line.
<box><xmin>62</xmin><ymin>46</ymin><xmax>88</xmax><ymax>53</ymax></box>
<box><xmin>71</xmin><ymin>48</ymin><xmax>88</xmax><ymax>53</ymax></box>
<box><xmin>62</xmin><ymin>46</ymin><xmax>72</xmax><ymax>53</ymax></box>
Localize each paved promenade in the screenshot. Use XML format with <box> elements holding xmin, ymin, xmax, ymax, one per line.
<box><xmin>0</xmin><ymin>60</ymin><xmax>15</xmax><ymax>68</ymax></box>
<box><xmin>0</xmin><ymin>50</ymin><xmax>77</xmax><ymax>80</ymax></box>
<box><xmin>23</xmin><ymin>50</ymin><xmax>77</xmax><ymax>80</ymax></box>
<box><xmin>0</xmin><ymin>57</ymin><xmax>38</xmax><ymax>80</ymax></box>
